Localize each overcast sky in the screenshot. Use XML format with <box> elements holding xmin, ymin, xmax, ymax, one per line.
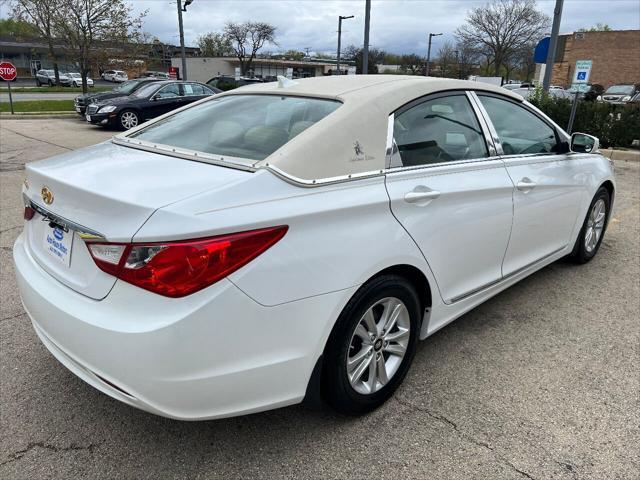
<box><xmin>3</xmin><ymin>0</ymin><xmax>639</xmax><ymax>54</ymax></box>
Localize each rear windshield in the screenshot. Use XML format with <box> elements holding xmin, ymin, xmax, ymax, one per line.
<box><xmin>128</xmin><ymin>95</ymin><xmax>341</xmax><ymax>161</ymax></box>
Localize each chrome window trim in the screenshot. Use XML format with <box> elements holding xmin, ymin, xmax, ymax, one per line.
<box><xmin>384</xmin><ymin>155</ymin><xmax>505</xmax><ymax>177</ymax></box>
<box><xmin>467</xmin><ymin>91</ymin><xmax>502</xmax><ymax>156</ymax></box>
<box><xmin>471</xmin><ymin>91</ymin><xmax>571</xmax><ymax>160</ymax></box>
<box><xmin>385</xmin><ymin>89</ymin><xmax>499</xmax><ymax>173</ymax></box>
<box><xmin>112</xmin><ymin>136</ymin><xmax>258</xmax><ymax>172</ymax></box>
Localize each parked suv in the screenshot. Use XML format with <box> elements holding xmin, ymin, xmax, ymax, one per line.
<box><xmin>599</xmin><ymin>84</ymin><xmax>640</xmax><ymax>105</ymax></box>
<box><xmin>102</xmin><ymin>70</ymin><xmax>128</xmax><ymax>82</ymax></box>
<box><xmin>35</xmin><ymin>69</ymin><xmax>71</xmax><ymax>87</ymax></box>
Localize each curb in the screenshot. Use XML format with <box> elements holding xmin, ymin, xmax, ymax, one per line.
<box><xmin>0</xmin><ymin>112</ymin><xmax>77</xmax><ymax>119</ymax></box>
<box><xmin>602</xmin><ymin>148</ymin><xmax>640</xmax><ymax>163</ymax></box>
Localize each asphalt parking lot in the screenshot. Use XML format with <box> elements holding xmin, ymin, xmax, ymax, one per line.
<box><xmin>1</xmin><ymin>118</ymin><xmax>638</xmax><ymax>480</ymax></box>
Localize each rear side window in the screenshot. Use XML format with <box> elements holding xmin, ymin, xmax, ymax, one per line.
<box><xmin>129</xmin><ymin>95</ymin><xmax>341</xmax><ymax>161</ymax></box>
<box><xmin>478</xmin><ymin>95</ymin><xmax>560</xmax><ymax>155</ymax></box>
<box><xmin>394</xmin><ymin>94</ymin><xmax>488</xmax><ymax>166</ymax></box>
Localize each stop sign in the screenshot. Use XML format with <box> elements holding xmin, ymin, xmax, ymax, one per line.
<box><xmin>0</xmin><ymin>62</ymin><xmax>17</xmax><ymax>81</ymax></box>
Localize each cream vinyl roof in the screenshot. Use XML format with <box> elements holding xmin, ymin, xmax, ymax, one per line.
<box><xmin>225</xmin><ymin>75</ymin><xmax>523</xmax><ymax>182</ymax></box>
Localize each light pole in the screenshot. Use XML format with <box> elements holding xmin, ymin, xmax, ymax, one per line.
<box><xmin>362</xmin><ymin>0</ymin><xmax>371</xmax><ymax>74</ymax></box>
<box><xmin>425</xmin><ymin>32</ymin><xmax>442</xmax><ymax>76</ymax></box>
<box><xmin>176</xmin><ymin>0</ymin><xmax>193</xmax><ymax>80</ymax></box>
<box><xmin>542</xmin><ymin>0</ymin><xmax>564</xmax><ymax>92</ymax></box>
<box><xmin>336</xmin><ymin>15</ymin><xmax>354</xmax><ymax>75</ymax></box>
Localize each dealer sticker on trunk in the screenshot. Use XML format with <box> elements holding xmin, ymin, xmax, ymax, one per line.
<box><xmin>43</xmin><ymin>224</ymin><xmax>73</xmax><ymax>267</ymax></box>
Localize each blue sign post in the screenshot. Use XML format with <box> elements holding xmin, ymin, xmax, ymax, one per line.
<box><xmin>568</xmin><ymin>60</ymin><xmax>593</xmax><ymax>133</ymax></box>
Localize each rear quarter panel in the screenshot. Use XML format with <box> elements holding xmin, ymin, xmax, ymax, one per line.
<box><xmin>134</xmin><ymin>169</ymin><xmax>434</xmax><ymax>307</ymax></box>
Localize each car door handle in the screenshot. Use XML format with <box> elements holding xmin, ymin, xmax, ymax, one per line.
<box><xmin>404</xmin><ymin>187</ymin><xmax>441</xmax><ymax>204</ymax></box>
<box><xmin>516</xmin><ymin>178</ymin><xmax>537</xmax><ymax>192</ymax></box>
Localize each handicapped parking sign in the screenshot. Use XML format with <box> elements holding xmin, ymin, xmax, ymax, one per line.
<box><xmin>573</xmin><ymin>60</ymin><xmax>592</xmax><ymax>84</ymax></box>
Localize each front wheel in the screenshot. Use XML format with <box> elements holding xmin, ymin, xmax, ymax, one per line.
<box><xmin>570</xmin><ymin>186</ymin><xmax>610</xmax><ymax>263</ymax></box>
<box><xmin>322</xmin><ymin>275</ymin><xmax>421</xmax><ymax>415</ymax></box>
<box><xmin>118</xmin><ymin>109</ymin><xmax>139</xmax><ymax>130</ymax></box>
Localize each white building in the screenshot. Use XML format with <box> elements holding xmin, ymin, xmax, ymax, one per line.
<box><xmin>171</xmin><ymin>57</ymin><xmax>336</xmax><ymax>83</ymax></box>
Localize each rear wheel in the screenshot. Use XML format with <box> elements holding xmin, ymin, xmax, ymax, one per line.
<box><xmin>322</xmin><ymin>275</ymin><xmax>420</xmax><ymax>415</ymax></box>
<box><xmin>570</xmin><ymin>187</ymin><xmax>610</xmax><ymax>263</ymax></box>
<box><xmin>118</xmin><ymin>110</ymin><xmax>139</xmax><ymax>130</ymax></box>
<box><xmin>47</xmin><ymin>79</ymin><xmax>53</xmax><ymax>87</ymax></box>
<box><xmin>36</xmin><ymin>79</ymin><xmax>41</xmax><ymax>86</ymax></box>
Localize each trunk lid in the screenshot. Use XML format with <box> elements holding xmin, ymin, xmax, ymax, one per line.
<box><xmin>24</xmin><ymin>141</ymin><xmax>251</xmax><ymax>299</ymax></box>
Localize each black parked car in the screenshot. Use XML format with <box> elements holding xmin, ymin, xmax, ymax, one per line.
<box><xmin>85</xmin><ymin>81</ymin><xmax>220</xmax><ymax>130</ymax></box>
<box><xmin>74</xmin><ymin>78</ymin><xmax>161</xmax><ymax>115</ymax></box>
<box><xmin>206</xmin><ymin>75</ymin><xmax>263</xmax><ymax>91</ymax></box>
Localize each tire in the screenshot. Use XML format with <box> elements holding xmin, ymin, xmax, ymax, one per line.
<box><xmin>569</xmin><ymin>186</ymin><xmax>610</xmax><ymax>263</ymax></box>
<box><xmin>321</xmin><ymin>274</ymin><xmax>421</xmax><ymax>415</ymax></box>
<box><xmin>118</xmin><ymin>109</ymin><xmax>139</xmax><ymax>130</ymax></box>
<box><xmin>36</xmin><ymin>79</ymin><xmax>41</xmax><ymax>86</ymax></box>
<box><xmin>47</xmin><ymin>80</ymin><xmax>53</xmax><ymax>87</ymax></box>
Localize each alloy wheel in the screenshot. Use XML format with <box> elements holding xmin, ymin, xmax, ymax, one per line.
<box><xmin>584</xmin><ymin>198</ymin><xmax>606</xmax><ymax>253</ymax></box>
<box><xmin>346</xmin><ymin>297</ymin><xmax>410</xmax><ymax>395</ymax></box>
<box><xmin>120</xmin><ymin>111</ymin><xmax>139</xmax><ymax>130</ymax></box>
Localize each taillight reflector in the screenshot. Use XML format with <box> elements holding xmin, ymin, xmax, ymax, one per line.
<box><xmin>86</xmin><ymin>226</ymin><xmax>288</xmax><ymax>298</ymax></box>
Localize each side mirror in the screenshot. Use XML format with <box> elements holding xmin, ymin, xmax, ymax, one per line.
<box><xmin>571</xmin><ymin>132</ymin><xmax>599</xmax><ymax>153</ymax></box>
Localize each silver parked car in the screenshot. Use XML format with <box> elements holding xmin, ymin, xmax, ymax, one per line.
<box><xmin>35</xmin><ymin>69</ymin><xmax>71</xmax><ymax>87</ymax></box>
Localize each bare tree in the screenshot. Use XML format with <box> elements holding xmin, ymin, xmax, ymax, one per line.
<box><xmin>198</xmin><ymin>32</ymin><xmax>234</xmax><ymax>57</ymax></box>
<box><xmin>436</xmin><ymin>41</ymin><xmax>457</xmax><ymax>78</ymax></box>
<box><xmin>53</xmin><ymin>0</ymin><xmax>145</xmax><ymax>93</ymax></box>
<box><xmin>456</xmin><ymin>0</ymin><xmax>549</xmax><ymax>77</ymax></box>
<box><xmin>399</xmin><ymin>54</ymin><xmax>423</xmax><ymax>75</ymax></box>
<box><xmin>11</xmin><ymin>0</ymin><xmax>62</xmax><ymax>84</ymax></box>
<box><xmin>224</xmin><ymin>21</ymin><xmax>277</xmax><ymax>75</ymax></box>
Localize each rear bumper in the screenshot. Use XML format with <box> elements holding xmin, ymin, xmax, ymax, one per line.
<box><xmin>14</xmin><ymin>232</ymin><xmax>353</xmax><ymax>420</ymax></box>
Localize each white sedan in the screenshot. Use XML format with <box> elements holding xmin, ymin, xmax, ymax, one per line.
<box><xmin>14</xmin><ymin>76</ymin><xmax>615</xmax><ymax>420</ymax></box>
<box><xmin>68</xmin><ymin>72</ymin><xmax>94</xmax><ymax>88</ymax></box>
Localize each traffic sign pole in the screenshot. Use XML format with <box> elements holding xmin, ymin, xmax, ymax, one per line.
<box><xmin>7</xmin><ymin>79</ymin><xmax>14</xmax><ymax>114</ymax></box>
<box><xmin>567</xmin><ymin>59</ymin><xmax>592</xmax><ymax>133</ymax></box>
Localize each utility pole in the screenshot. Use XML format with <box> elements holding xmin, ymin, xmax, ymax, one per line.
<box><xmin>177</xmin><ymin>0</ymin><xmax>194</xmax><ymax>80</ymax></box>
<box><xmin>542</xmin><ymin>0</ymin><xmax>564</xmax><ymax>92</ymax></box>
<box><xmin>425</xmin><ymin>32</ymin><xmax>442</xmax><ymax>76</ymax></box>
<box><xmin>362</xmin><ymin>0</ymin><xmax>371</xmax><ymax>75</ymax></box>
<box><xmin>336</xmin><ymin>15</ymin><xmax>354</xmax><ymax>75</ymax></box>
<box><xmin>454</xmin><ymin>50</ymin><xmax>460</xmax><ymax>79</ymax></box>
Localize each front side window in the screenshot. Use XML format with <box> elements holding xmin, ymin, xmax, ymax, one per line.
<box><xmin>478</xmin><ymin>95</ymin><xmax>561</xmax><ymax>155</ymax></box>
<box><xmin>129</xmin><ymin>95</ymin><xmax>341</xmax><ymax>161</ymax></box>
<box><xmin>393</xmin><ymin>94</ymin><xmax>488</xmax><ymax>166</ymax></box>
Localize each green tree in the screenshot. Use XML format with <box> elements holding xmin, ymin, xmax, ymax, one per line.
<box><xmin>0</xmin><ymin>18</ymin><xmax>40</xmax><ymax>38</ymax></box>
<box><xmin>579</xmin><ymin>24</ymin><xmax>612</xmax><ymax>32</ymax></box>
<box><xmin>282</xmin><ymin>49</ymin><xmax>305</xmax><ymax>61</ymax></box>
<box><xmin>11</xmin><ymin>0</ymin><xmax>63</xmax><ymax>84</ymax></box>
<box><xmin>53</xmin><ymin>0</ymin><xmax>145</xmax><ymax>93</ymax></box>
<box><xmin>197</xmin><ymin>32</ymin><xmax>234</xmax><ymax>57</ymax></box>
<box><xmin>343</xmin><ymin>45</ymin><xmax>386</xmax><ymax>74</ymax></box>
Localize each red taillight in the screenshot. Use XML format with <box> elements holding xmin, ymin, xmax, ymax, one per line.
<box><xmin>24</xmin><ymin>206</ymin><xmax>35</xmax><ymax>221</ymax></box>
<box><xmin>86</xmin><ymin>226</ymin><xmax>288</xmax><ymax>298</ymax></box>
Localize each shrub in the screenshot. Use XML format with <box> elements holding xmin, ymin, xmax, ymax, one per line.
<box><xmin>529</xmin><ymin>92</ymin><xmax>640</xmax><ymax>149</ymax></box>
